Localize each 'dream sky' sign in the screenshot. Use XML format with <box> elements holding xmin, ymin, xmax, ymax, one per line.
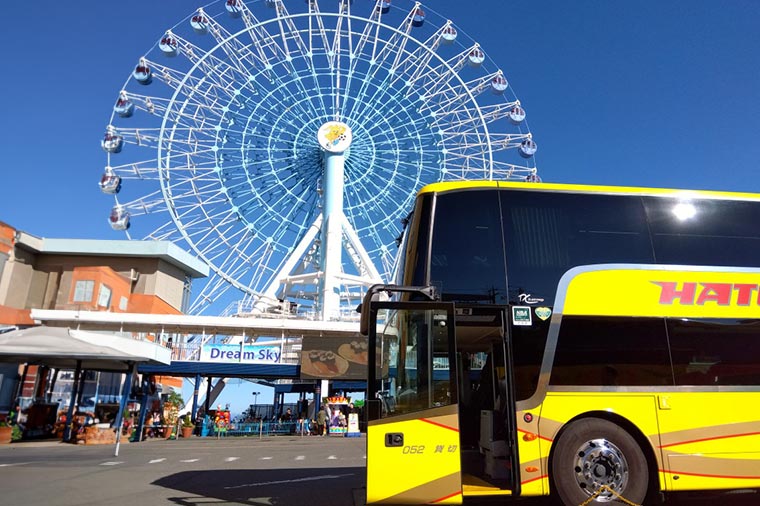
<box><xmin>200</xmin><ymin>343</ymin><xmax>281</xmax><ymax>364</ymax></box>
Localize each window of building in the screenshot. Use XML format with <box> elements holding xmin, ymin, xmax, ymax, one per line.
<box><xmin>119</xmin><ymin>296</ymin><xmax>128</xmax><ymax>311</ymax></box>
<box><xmin>97</xmin><ymin>284</ymin><xmax>112</xmax><ymax>308</ymax></box>
<box><xmin>73</xmin><ymin>280</ymin><xmax>95</xmax><ymax>302</ymax></box>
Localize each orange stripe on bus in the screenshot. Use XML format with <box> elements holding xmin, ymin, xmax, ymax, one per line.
<box><xmin>658</xmin><ymin>431</ymin><xmax>760</xmax><ymax>449</ymax></box>
<box><xmin>660</xmin><ymin>469</ymin><xmax>760</xmax><ymax>480</ymax></box>
<box><xmin>420</xmin><ymin>418</ymin><xmax>460</xmax><ymax>432</ymax></box>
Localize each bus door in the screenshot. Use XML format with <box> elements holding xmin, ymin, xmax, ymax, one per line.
<box><xmin>365</xmin><ymin>300</ymin><xmax>461</xmax><ymax>505</ymax></box>
<box><xmin>456</xmin><ymin>306</ymin><xmax>521</xmax><ymax>498</ymax></box>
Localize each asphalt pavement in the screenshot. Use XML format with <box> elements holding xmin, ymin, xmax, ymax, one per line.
<box><xmin>0</xmin><ymin>435</ymin><xmax>757</xmax><ymax>506</ymax></box>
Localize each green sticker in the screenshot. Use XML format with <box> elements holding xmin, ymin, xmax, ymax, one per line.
<box><xmin>512</xmin><ymin>306</ymin><xmax>532</xmax><ymax>326</ymax></box>
<box><xmin>535</xmin><ymin>307</ymin><xmax>552</xmax><ymax>321</ymax></box>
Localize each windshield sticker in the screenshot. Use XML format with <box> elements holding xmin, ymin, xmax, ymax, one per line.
<box><xmin>512</xmin><ymin>306</ymin><xmax>532</xmax><ymax>326</ymax></box>
<box><xmin>535</xmin><ymin>307</ymin><xmax>552</xmax><ymax>321</ymax></box>
<box><xmin>518</xmin><ymin>293</ymin><xmax>544</xmax><ymax>304</ymax></box>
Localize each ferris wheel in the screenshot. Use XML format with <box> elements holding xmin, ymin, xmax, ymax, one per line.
<box><xmin>100</xmin><ymin>0</ymin><xmax>538</xmax><ymax>317</ymax></box>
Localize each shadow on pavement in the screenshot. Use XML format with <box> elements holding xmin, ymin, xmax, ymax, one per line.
<box><xmin>154</xmin><ymin>466</ymin><xmax>365</xmax><ymax>506</ymax></box>
<box><xmin>154</xmin><ymin>470</ymin><xmax>760</xmax><ymax>506</ymax></box>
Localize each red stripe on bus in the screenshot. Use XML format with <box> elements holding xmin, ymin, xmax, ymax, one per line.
<box><xmin>431</xmin><ymin>490</ymin><xmax>462</xmax><ymax>503</ymax></box>
<box><xmin>659</xmin><ymin>431</ymin><xmax>760</xmax><ymax>449</ymax></box>
<box><xmin>420</xmin><ymin>418</ymin><xmax>460</xmax><ymax>432</ymax></box>
<box><xmin>521</xmin><ymin>474</ymin><xmax>548</xmax><ymax>485</ymax></box>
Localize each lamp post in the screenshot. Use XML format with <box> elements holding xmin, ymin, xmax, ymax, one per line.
<box><xmin>252</xmin><ymin>391</ymin><xmax>260</xmax><ymax>410</ymax></box>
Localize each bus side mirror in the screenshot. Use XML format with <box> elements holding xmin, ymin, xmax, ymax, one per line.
<box><xmin>359</xmin><ymin>292</ymin><xmax>381</xmax><ymax>336</ymax></box>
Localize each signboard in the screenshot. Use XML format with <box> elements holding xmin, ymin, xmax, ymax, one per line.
<box><xmin>200</xmin><ymin>343</ymin><xmax>281</xmax><ymax>364</ymax></box>
<box><xmin>300</xmin><ymin>336</ymin><xmax>367</xmax><ymax>380</ymax></box>
<box><xmin>347</xmin><ymin>412</ymin><xmax>361</xmax><ymax>437</ymax></box>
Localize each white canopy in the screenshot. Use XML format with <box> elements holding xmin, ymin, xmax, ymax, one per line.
<box><xmin>0</xmin><ymin>326</ymin><xmax>171</xmax><ymax>372</ymax></box>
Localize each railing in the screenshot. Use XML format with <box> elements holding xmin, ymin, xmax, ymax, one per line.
<box><xmin>220</xmin><ymin>298</ymin><xmax>362</xmax><ymax>322</ymax></box>
<box><xmin>201</xmin><ymin>420</ymin><xmax>317</xmax><ymax>437</ymax></box>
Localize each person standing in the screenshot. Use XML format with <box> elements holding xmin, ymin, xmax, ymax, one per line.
<box><xmin>316</xmin><ymin>405</ymin><xmax>327</xmax><ymax>436</ymax></box>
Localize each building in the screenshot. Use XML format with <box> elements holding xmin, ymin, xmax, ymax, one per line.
<box><xmin>0</xmin><ymin>221</ymin><xmax>208</xmax><ymax>415</ymax></box>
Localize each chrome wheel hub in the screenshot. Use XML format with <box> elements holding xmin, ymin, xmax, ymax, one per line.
<box><xmin>572</xmin><ymin>438</ymin><xmax>629</xmax><ymax>501</ymax></box>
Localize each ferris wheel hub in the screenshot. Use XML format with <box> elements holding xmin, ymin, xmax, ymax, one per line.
<box><xmin>317</xmin><ymin>121</ymin><xmax>353</xmax><ymax>154</ymax></box>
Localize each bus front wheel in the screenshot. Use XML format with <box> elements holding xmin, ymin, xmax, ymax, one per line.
<box><xmin>551</xmin><ymin>418</ymin><xmax>649</xmax><ymax>505</ymax></box>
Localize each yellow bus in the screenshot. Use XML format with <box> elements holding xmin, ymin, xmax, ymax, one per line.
<box><xmin>360</xmin><ymin>181</ymin><xmax>760</xmax><ymax>505</ymax></box>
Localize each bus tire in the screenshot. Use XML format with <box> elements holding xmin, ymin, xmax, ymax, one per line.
<box><xmin>551</xmin><ymin>417</ymin><xmax>648</xmax><ymax>505</ymax></box>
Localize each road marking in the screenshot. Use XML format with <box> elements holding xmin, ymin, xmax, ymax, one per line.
<box><xmin>327</xmin><ymin>455</ymin><xmax>337</xmax><ymax>460</ymax></box>
<box><xmin>225</xmin><ymin>457</ymin><xmax>240</xmax><ymax>462</ymax></box>
<box><xmin>149</xmin><ymin>458</ymin><xmax>166</xmax><ymax>464</ymax></box>
<box><xmin>0</xmin><ymin>462</ymin><xmax>30</xmax><ymax>467</ymax></box>
<box><xmin>100</xmin><ymin>462</ymin><xmax>124</xmax><ymax>466</ymax></box>
<box><xmin>295</xmin><ymin>455</ymin><xmax>305</xmax><ymax>461</ymax></box>
<box><xmin>225</xmin><ymin>473</ymin><xmax>355</xmax><ymax>490</ymax></box>
<box><xmin>180</xmin><ymin>459</ymin><xmax>199</xmax><ymax>463</ymax></box>
<box><xmin>259</xmin><ymin>456</ymin><xmax>272</xmax><ymax>460</ymax></box>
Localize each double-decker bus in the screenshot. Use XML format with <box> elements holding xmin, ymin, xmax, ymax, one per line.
<box><xmin>360</xmin><ymin>181</ymin><xmax>760</xmax><ymax>505</ymax></box>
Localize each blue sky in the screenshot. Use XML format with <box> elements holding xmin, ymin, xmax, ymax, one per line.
<box><xmin>2</xmin><ymin>0</ymin><xmax>758</xmax><ymax>241</ymax></box>
<box><xmin>2</xmin><ymin>0</ymin><xmax>758</xmax><ymax>412</ymax></box>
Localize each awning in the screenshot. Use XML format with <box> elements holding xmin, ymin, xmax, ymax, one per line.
<box><xmin>0</xmin><ymin>326</ymin><xmax>171</xmax><ymax>372</ymax></box>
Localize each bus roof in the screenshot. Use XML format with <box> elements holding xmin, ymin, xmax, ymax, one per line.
<box><xmin>418</xmin><ymin>180</ymin><xmax>760</xmax><ymax>201</ymax></box>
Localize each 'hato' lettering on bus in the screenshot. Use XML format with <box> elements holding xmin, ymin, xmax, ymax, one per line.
<box><xmin>653</xmin><ymin>281</ymin><xmax>759</xmax><ymax>306</ymax></box>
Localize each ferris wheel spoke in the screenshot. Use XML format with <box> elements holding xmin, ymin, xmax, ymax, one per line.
<box><xmin>106</xmin><ymin>159</ymin><xmax>163</xmax><ymax>180</ymax></box>
<box><xmin>305</xmin><ymin>0</ymin><xmax>333</xmax><ymax>69</ymax></box>
<box><xmin>115</xmin><ymin>91</ymin><xmax>172</xmax><ymax>119</ymax></box>
<box><xmin>139</xmin><ymin>58</ymin><xmax>234</xmax><ymax>105</ymax></box>
<box><xmin>388</xmin><ymin>21</ymin><xmax>454</xmax><ymax>89</ymax></box>
<box><xmin>433</xmin><ymin>103</ymin><xmax>514</xmax><ymax>132</ymax></box>
<box><xmin>348</xmin><ymin>1</ymin><xmax>385</xmax><ymax>72</ymax></box>
<box><xmin>145</xmin><ymin>221</ymin><xmax>184</xmax><ymax>242</ymax></box>
<box><xmin>195</xmin><ymin>7</ymin><xmax>272</xmax><ymax>80</ymax></box>
<box><xmin>444</xmin><ymin>132</ymin><xmax>531</xmax><ymax>152</ymax></box>
<box><xmin>372</xmin><ymin>3</ymin><xmax>418</xmax><ymax>77</ymax></box>
<box><xmin>269</xmin><ymin>1</ymin><xmax>311</xmax><ymax>68</ymax></box>
<box><xmin>236</xmin><ymin>1</ymin><xmax>292</xmax><ymax>67</ymax></box>
<box><xmin>117</xmin><ymin>193</ymin><xmax>168</xmax><ymax>216</ymax></box>
<box><xmin>421</xmin><ymin>71</ymin><xmax>510</xmax><ymax>117</ymax></box>
<box><xmin>344</xmin><ymin>72</ymin><xmax>403</xmax><ymax>126</ymax></box>
<box><xmin>160</xmin><ymin>30</ymin><xmax>258</xmax><ymax>94</ymax></box>
<box><xmin>407</xmin><ymin>44</ymin><xmax>481</xmax><ymax>101</ymax></box>
<box><xmin>103</xmin><ymin>0</ymin><xmax>537</xmax><ymax>313</ymax></box>
<box><xmin>188</xmin><ymin>274</ymin><xmax>233</xmax><ymax>314</ymax></box>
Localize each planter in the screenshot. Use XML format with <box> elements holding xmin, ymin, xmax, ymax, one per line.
<box><xmin>0</xmin><ymin>426</ymin><xmax>11</xmax><ymax>444</ymax></box>
<box><xmin>181</xmin><ymin>426</ymin><xmax>194</xmax><ymax>439</ymax></box>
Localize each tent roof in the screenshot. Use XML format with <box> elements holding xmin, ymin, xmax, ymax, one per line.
<box><xmin>0</xmin><ymin>326</ymin><xmax>171</xmax><ymax>372</ymax></box>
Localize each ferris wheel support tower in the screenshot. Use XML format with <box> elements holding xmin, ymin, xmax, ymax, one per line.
<box><xmin>258</xmin><ymin>120</ymin><xmax>383</xmax><ymax>321</ymax></box>
<box><xmin>320</xmin><ymin>121</ymin><xmax>356</xmax><ymax>320</ymax></box>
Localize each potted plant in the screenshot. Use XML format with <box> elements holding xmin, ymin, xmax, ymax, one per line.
<box><xmin>0</xmin><ymin>421</ymin><xmax>12</xmax><ymax>444</ymax></box>
<box><xmin>163</xmin><ymin>391</ymin><xmax>184</xmax><ymax>439</ymax></box>
<box><xmin>181</xmin><ymin>415</ymin><xmax>195</xmax><ymax>439</ymax></box>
